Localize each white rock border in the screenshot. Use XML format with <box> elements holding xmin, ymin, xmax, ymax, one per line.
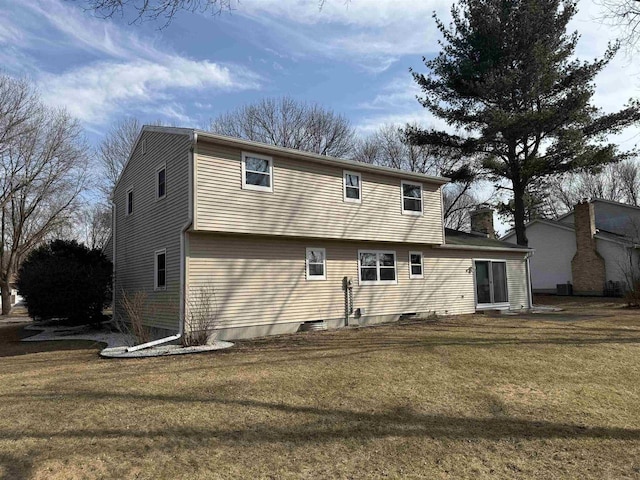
<box><xmin>21</xmin><ymin>324</ymin><xmax>234</xmax><ymax>358</ymax></box>
<box><xmin>101</xmin><ymin>342</ymin><xmax>234</xmax><ymax>358</ymax></box>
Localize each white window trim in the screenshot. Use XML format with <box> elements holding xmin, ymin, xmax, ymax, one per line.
<box><xmin>401</xmin><ymin>180</ymin><xmax>423</xmax><ymax>216</ymax></box>
<box><xmin>343</xmin><ymin>170</ymin><xmax>362</xmax><ymax>204</ymax></box>
<box><xmin>241</xmin><ymin>151</ymin><xmax>273</xmax><ymax>192</ymax></box>
<box><xmin>126</xmin><ymin>186</ymin><xmax>133</xmax><ymax>216</ymax></box>
<box><xmin>156</xmin><ymin>163</ymin><xmax>166</xmax><ymax>201</ymax></box>
<box><xmin>154</xmin><ymin>249</ymin><xmax>167</xmax><ymax>291</ymax></box>
<box><xmin>473</xmin><ymin>258</ymin><xmax>509</xmax><ymax>308</ymax></box>
<box><xmin>305</xmin><ymin>247</ymin><xmax>327</xmax><ymax>281</ymax></box>
<box><xmin>358</xmin><ymin>250</ymin><xmax>398</xmax><ymax>286</ymax></box>
<box><xmin>409</xmin><ymin>251</ymin><xmax>424</xmax><ymax>279</ymax></box>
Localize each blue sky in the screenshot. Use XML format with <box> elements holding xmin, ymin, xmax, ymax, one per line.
<box><xmin>1</xmin><ymin>0</ymin><xmax>639</xmax><ymax>152</ymax></box>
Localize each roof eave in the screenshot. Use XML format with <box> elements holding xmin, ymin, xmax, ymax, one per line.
<box><xmin>194</xmin><ymin>130</ymin><xmax>451</xmax><ymax>185</ymax></box>
<box><xmin>436</xmin><ymin>244</ymin><xmax>534</xmax><ymax>253</ymax></box>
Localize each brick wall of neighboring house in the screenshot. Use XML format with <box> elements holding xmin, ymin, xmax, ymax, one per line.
<box><xmin>571</xmin><ymin>201</ymin><xmax>605</xmax><ymax>295</ymax></box>
<box><xmin>470</xmin><ymin>208</ymin><xmax>496</xmax><ymax>239</ymax></box>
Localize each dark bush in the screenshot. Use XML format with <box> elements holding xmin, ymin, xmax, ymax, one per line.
<box><xmin>17</xmin><ymin>239</ymin><xmax>112</xmax><ymax>325</ymax></box>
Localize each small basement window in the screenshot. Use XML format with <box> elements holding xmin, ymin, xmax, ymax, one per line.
<box><xmin>409</xmin><ymin>251</ymin><xmax>423</xmax><ymax>279</ymax></box>
<box><xmin>401</xmin><ymin>181</ymin><xmax>423</xmax><ymax>215</ymax></box>
<box><xmin>155</xmin><ymin>249</ymin><xmax>166</xmax><ymax>290</ymax></box>
<box><xmin>157</xmin><ymin>165</ymin><xmax>166</xmax><ymax>200</ymax></box>
<box><xmin>306</xmin><ymin>248</ymin><xmax>326</xmax><ymax>280</ymax></box>
<box><xmin>343</xmin><ymin>170</ymin><xmax>361</xmax><ymax>203</ymax></box>
<box><xmin>358</xmin><ymin>250</ymin><xmax>397</xmax><ymax>285</ymax></box>
<box><xmin>242</xmin><ymin>152</ymin><xmax>273</xmax><ymax>192</ymax></box>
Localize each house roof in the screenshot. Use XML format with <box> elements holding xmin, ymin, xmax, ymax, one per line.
<box><xmin>443</xmin><ymin>228</ymin><xmax>533</xmax><ymax>252</ymax></box>
<box><xmin>132</xmin><ymin>126</ymin><xmax>450</xmax><ymax>187</ymax></box>
<box><xmin>500</xmin><ymin>218</ymin><xmax>637</xmax><ymax>247</ymax></box>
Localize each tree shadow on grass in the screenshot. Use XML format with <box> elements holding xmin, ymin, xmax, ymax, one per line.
<box><xmin>0</xmin><ymin>325</ymin><xmax>101</xmax><ymax>358</ymax></box>
<box><xmin>0</xmin><ymin>452</ymin><xmax>33</xmax><ymax>480</ymax></box>
<box><xmin>2</xmin><ymin>389</ymin><xmax>640</xmax><ymax>446</ymax></box>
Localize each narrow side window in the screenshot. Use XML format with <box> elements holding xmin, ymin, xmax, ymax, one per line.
<box><xmin>126</xmin><ymin>188</ymin><xmax>133</xmax><ymax>215</ymax></box>
<box><xmin>157</xmin><ymin>165</ymin><xmax>166</xmax><ymax>200</ymax></box>
<box><xmin>155</xmin><ymin>249</ymin><xmax>166</xmax><ymax>290</ymax></box>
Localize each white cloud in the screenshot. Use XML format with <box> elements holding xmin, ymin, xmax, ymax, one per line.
<box><xmin>39</xmin><ymin>59</ymin><xmax>257</xmax><ymax>124</ymax></box>
<box><xmin>229</xmin><ymin>0</ymin><xmax>451</xmax><ymax>72</ymax></box>
<box><xmin>3</xmin><ymin>0</ymin><xmax>260</xmax><ymax>126</ymax></box>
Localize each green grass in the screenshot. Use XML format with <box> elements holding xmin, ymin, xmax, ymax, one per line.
<box><xmin>1</xmin><ymin>296</ymin><xmax>639</xmax><ymax>479</ymax></box>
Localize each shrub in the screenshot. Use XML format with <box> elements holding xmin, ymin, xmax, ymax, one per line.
<box><xmin>118</xmin><ymin>290</ymin><xmax>151</xmax><ymax>345</ymax></box>
<box><xmin>17</xmin><ymin>239</ymin><xmax>112</xmax><ymax>325</ymax></box>
<box><xmin>183</xmin><ymin>283</ymin><xmax>218</xmax><ymax>346</ymax></box>
<box><xmin>625</xmin><ymin>281</ymin><xmax>640</xmax><ymax>307</ymax></box>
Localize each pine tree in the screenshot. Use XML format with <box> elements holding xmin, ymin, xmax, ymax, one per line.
<box><xmin>408</xmin><ymin>0</ymin><xmax>640</xmax><ymax>245</ymax></box>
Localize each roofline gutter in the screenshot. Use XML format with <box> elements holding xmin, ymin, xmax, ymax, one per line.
<box><xmin>192</xmin><ymin>129</ymin><xmax>450</xmax><ymax>185</ymax></box>
<box><xmin>126</xmin><ymin>131</ymin><xmax>197</xmax><ymax>353</ymax></box>
<box><xmin>435</xmin><ymin>244</ymin><xmax>534</xmax><ymax>253</ymax></box>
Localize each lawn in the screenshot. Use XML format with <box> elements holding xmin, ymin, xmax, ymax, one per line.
<box><xmin>1</xmin><ymin>296</ymin><xmax>639</xmax><ymax>479</ymax></box>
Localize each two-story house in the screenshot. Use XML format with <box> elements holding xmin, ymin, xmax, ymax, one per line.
<box><xmin>111</xmin><ymin>126</ymin><xmax>533</xmax><ymax>345</ymax></box>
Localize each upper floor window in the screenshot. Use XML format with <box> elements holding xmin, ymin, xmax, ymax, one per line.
<box><xmin>242</xmin><ymin>152</ymin><xmax>273</xmax><ymax>192</ymax></box>
<box><xmin>343</xmin><ymin>170</ymin><xmax>361</xmax><ymax>203</ymax></box>
<box><xmin>155</xmin><ymin>249</ymin><xmax>166</xmax><ymax>290</ymax></box>
<box><xmin>305</xmin><ymin>248</ymin><xmax>326</xmax><ymax>280</ymax></box>
<box><xmin>358</xmin><ymin>250</ymin><xmax>397</xmax><ymax>285</ymax></box>
<box><xmin>126</xmin><ymin>187</ymin><xmax>133</xmax><ymax>215</ymax></box>
<box><xmin>401</xmin><ymin>181</ymin><xmax>423</xmax><ymax>215</ymax></box>
<box><xmin>157</xmin><ymin>165</ymin><xmax>166</xmax><ymax>200</ymax></box>
<box><xmin>142</xmin><ymin>139</ymin><xmax>147</xmax><ymax>155</ymax></box>
<box><xmin>409</xmin><ymin>251</ymin><xmax>423</xmax><ymax>279</ymax></box>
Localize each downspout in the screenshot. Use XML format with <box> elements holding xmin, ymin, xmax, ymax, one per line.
<box><xmin>127</xmin><ymin>132</ymin><xmax>197</xmax><ymax>352</ymax></box>
<box><xmin>525</xmin><ymin>251</ymin><xmax>534</xmax><ymax>309</ymax></box>
<box><xmin>111</xmin><ymin>199</ymin><xmax>116</xmax><ymax>322</ymax></box>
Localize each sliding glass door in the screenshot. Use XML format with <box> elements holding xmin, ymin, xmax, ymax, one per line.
<box><xmin>474</xmin><ymin>260</ymin><xmax>509</xmax><ymax>307</ymax></box>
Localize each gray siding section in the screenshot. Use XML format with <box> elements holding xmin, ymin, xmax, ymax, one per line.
<box><xmin>113</xmin><ymin>130</ymin><xmax>191</xmax><ymax>331</ymax></box>
<box><xmin>188</xmin><ymin>233</ymin><xmax>530</xmax><ymax>339</ymax></box>
<box><xmin>194</xmin><ymin>140</ymin><xmax>445</xmax><ymax>244</ymax></box>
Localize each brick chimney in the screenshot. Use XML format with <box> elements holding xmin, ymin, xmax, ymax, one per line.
<box><xmin>470</xmin><ymin>207</ymin><xmax>496</xmax><ymax>239</ymax></box>
<box><xmin>571</xmin><ymin>200</ymin><xmax>605</xmax><ymax>295</ymax></box>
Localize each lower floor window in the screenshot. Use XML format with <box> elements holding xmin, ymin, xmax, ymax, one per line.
<box><xmin>306</xmin><ymin>248</ymin><xmax>326</xmax><ymax>280</ymax></box>
<box><xmin>359</xmin><ymin>250</ymin><xmax>397</xmax><ymax>284</ymax></box>
<box><xmin>409</xmin><ymin>252</ymin><xmax>423</xmax><ymax>279</ymax></box>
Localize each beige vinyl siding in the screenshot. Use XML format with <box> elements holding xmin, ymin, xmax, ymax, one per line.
<box><xmin>187</xmin><ymin>233</ymin><xmax>530</xmax><ymax>335</ymax></box>
<box><xmin>113</xmin><ymin>130</ymin><xmax>191</xmax><ymax>331</ymax></box>
<box><xmin>194</xmin><ymin>140</ymin><xmax>444</xmax><ymax>244</ymax></box>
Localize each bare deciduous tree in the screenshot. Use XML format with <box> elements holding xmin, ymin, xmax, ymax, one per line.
<box><xmin>597</xmin><ymin>0</ymin><xmax>640</xmax><ymax>52</ymax></box>
<box><xmin>80</xmin><ymin>0</ymin><xmax>237</xmax><ymax>25</ymax></box>
<box><xmin>543</xmin><ymin>159</ymin><xmax>640</xmax><ymax>217</ymax></box>
<box><xmin>210</xmin><ymin>97</ymin><xmax>356</xmax><ymax>158</ymax></box>
<box><xmin>0</xmin><ymin>97</ymin><xmax>88</xmax><ymax>314</ymax></box>
<box><xmin>97</xmin><ymin>117</ymin><xmax>141</xmax><ymax>198</ymax></box>
<box><xmin>0</xmin><ymin>75</ymin><xmax>42</xmax><ymax>211</ymax></box>
<box><xmin>75</xmin><ymin>203</ymin><xmax>112</xmax><ymax>250</ymax></box>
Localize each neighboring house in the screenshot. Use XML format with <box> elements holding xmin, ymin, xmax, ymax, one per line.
<box><xmin>112</xmin><ymin>126</ymin><xmax>533</xmax><ymax>342</ymax></box>
<box><xmin>1</xmin><ymin>276</ymin><xmax>24</xmax><ymax>310</ymax></box>
<box><xmin>502</xmin><ymin>199</ymin><xmax>640</xmax><ymax>295</ymax></box>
